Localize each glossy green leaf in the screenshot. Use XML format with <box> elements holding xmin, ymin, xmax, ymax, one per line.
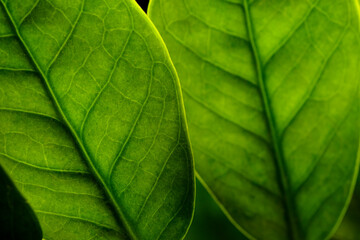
<box><xmin>0</xmin><ymin>165</ymin><xmax>42</xmax><ymax>240</ymax></box>
<box><xmin>0</xmin><ymin>0</ymin><xmax>194</xmax><ymax>239</ymax></box>
<box><xmin>148</xmin><ymin>0</ymin><xmax>360</xmax><ymax>239</ymax></box>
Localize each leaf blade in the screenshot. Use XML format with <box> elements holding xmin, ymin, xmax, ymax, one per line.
<box><xmin>0</xmin><ymin>0</ymin><xmax>194</xmax><ymax>239</ymax></box>
<box><xmin>148</xmin><ymin>0</ymin><xmax>360</xmax><ymax>239</ymax></box>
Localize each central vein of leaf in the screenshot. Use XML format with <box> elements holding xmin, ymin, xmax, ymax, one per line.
<box><xmin>243</xmin><ymin>1</ymin><xmax>302</xmax><ymax>239</ymax></box>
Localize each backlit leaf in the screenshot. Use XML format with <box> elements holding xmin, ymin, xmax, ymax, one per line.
<box><xmin>0</xmin><ymin>0</ymin><xmax>194</xmax><ymax>239</ymax></box>
<box><xmin>149</xmin><ymin>0</ymin><xmax>360</xmax><ymax>239</ymax></box>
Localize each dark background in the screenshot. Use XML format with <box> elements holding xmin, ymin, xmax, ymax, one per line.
<box><xmin>136</xmin><ymin>0</ymin><xmax>149</xmax><ymax>12</ymax></box>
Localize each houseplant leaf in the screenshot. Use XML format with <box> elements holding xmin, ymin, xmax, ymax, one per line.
<box><xmin>148</xmin><ymin>0</ymin><xmax>360</xmax><ymax>239</ymax></box>
<box><xmin>0</xmin><ymin>165</ymin><xmax>42</xmax><ymax>240</ymax></box>
<box><xmin>0</xmin><ymin>0</ymin><xmax>194</xmax><ymax>239</ymax></box>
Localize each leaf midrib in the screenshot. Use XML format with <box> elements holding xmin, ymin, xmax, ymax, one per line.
<box><xmin>1</xmin><ymin>2</ymin><xmax>136</xmax><ymax>239</ymax></box>
<box><xmin>243</xmin><ymin>1</ymin><xmax>302</xmax><ymax>239</ymax></box>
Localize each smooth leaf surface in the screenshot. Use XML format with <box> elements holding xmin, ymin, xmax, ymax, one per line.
<box><xmin>0</xmin><ymin>0</ymin><xmax>194</xmax><ymax>239</ymax></box>
<box><xmin>149</xmin><ymin>0</ymin><xmax>360</xmax><ymax>239</ymax></box>
<box><xmin>0</xmin><ymin>165</ymin><xmax>42</xmax><ymax>240</ymax></box>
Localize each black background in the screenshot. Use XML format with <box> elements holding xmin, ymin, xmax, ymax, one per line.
<box><xmin>136</xmin><ymin>0</ymin><xmax>150</xmax><ymax>12</ymax></box>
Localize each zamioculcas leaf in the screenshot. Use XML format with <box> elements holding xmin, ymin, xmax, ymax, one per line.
<box><xmin>0</xmin><ymin>165</ymin><xmax>42</xmax><ymax>239</ymax></box>
<box><xmin>0</xmin><ymin>0</ymin><xmax>194</xmax><ymax>239</ymax></box>
<box><xmin>148</xmin><ymin>0</ymin><xmax>360</xmax><ymax>239</ymax></box>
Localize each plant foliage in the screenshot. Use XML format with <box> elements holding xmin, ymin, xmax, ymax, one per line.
<box><xmin>0</xmin><ymin>0</ymin><xmax>194</xmax><ymax>239</ymax></box>
<box><xmin>148</xmin><ymin>0</ymin><xmax>360</xmax><ymax>239</ymax></box>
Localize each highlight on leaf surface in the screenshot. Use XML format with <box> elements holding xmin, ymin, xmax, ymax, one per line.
<box><xmin>0</xmin><ymin>0</ymin><xmax>194</xmax><ymax>239</ymax></box>
<box><xmin>148</xmin><ymin>0</ymin><xmax>360</xmax><ymax>239</ymax></box>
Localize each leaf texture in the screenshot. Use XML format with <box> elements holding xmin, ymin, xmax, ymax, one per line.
<box><xmin>0</xmin><ymin>0</ymin><xmax>194</xmax><ymax>239</ymax></box>
<box><xmin>148</xmin><ymin>0</ymin><xmax>360</xmax><ymax>239</ymax></box>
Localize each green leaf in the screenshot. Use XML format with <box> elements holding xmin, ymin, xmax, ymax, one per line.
<box><xmin>0</xmin><ymin>165</ymin><xmax>42</xmax><ymax>240</ymax></box>
<box><xmin>0</xmin><ymin>0</ymin><xmax>194</xmax><ymax>239</ymax></box>
<box><xmin>148</xmin><ymin>0</ymin><xmax>360</xmax><ymax>239</ymax></box>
